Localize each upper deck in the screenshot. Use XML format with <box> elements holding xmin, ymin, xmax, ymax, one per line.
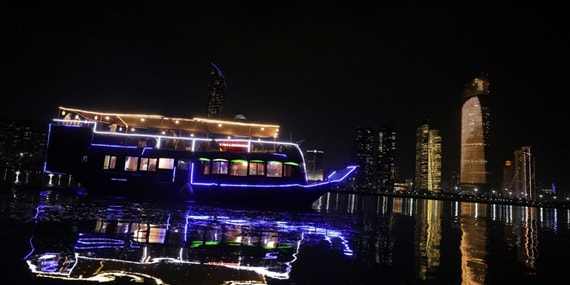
<box><xmin>50</xmin><ymin>106</ymin><xmax>303</xmax><ymax>162</ymax></box>
<box><xmin>55</xmin><ymin>106</ymin><xmax>281</xmax><ymax>140</ymax></box>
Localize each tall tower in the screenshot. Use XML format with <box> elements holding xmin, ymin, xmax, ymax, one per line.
<box><xmin>460</xmin><ymin>73</ymin><xmax>491</xmax><ymax>194</ymax></box>
<box><xmin>414</xmin><ymin>122</ymin><xmax>442</xmax><ymax>192</ymax></box>
<box><xmin>501</xmin><ymin>160</ymin><xmax>514</xmax><ymax>194</ymax></box>
<box><xmin>305</xmin><ymin>149</ymin><xmax>325</xmax><ymax>182</ymax></box>
<box><xmin>207</xmin><ymin>63</ymin><xmax>227</xmax><ymax>119</ymax></box>
<box><xmin>353</xmin><ymin>127</ymin><xmax>397</xmax><ymax>192</ymax></box>
<box><xmin>512</xmin><ymin>146</ymin><xmax>536</xmax><ymax>200</ymax></box>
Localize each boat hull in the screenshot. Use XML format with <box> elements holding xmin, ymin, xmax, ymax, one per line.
<box><xmin>78</xmin><ymin>176</ymin><xmax>332</xmax><ymax>209</ymax></box>
<box><xmin>189</xmin><ymin>184</ymin><xmax>331</xmax><ymax>209</ymax></box>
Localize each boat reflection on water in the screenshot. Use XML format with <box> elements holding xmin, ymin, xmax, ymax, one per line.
<box><xmin>23</xmin><ymin>200</ymin><xmax>353</xmax><ymax>284</ymax></box>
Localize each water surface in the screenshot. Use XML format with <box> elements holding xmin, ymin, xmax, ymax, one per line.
<box><xmin>1</xmin><ymin>186</ymin><xmax>569</xmax><ymax>284</ymax></box>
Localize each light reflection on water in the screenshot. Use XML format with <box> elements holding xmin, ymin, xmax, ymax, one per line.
<box><xmin>318</xmin><ymin>192</ymin><xmax>570</xmax><ymax>284</ymax></box>
<box><xmin>1</xmin><ymin>187</ymin><xmax>570</xmax><ymax>284</ymax></box>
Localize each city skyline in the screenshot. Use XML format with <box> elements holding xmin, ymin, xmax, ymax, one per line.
<box><xmin>2</xmin><ymin>2</ymin><xmax>567</xmax><ymax>192</ymax></box>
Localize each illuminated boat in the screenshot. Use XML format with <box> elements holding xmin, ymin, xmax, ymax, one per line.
<box><xmin>43</xmin><ymin>107</ymin><xmax>358</xmax><ymax>207</ymax></box>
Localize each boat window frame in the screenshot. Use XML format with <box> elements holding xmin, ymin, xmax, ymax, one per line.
<box><xmin>157</xmin><ymin>158</ymin><xmax>175</xmax><ymax>170</ymax></box>
<box><xmin>229</xmin><ymin>159</ymin><xmax>248</xmax><ymax>176</ymax></box>
<box><xmin>124</xmin><ymin>156</ymin><xmax>139</xmax><ymax>171</ymax></box>
<box><xmin>267</xmin><ymin>160</ymin><xmax>283</xmax><ymax>177</ymax></box>
<box><xmin>283</xmin><ymin>161</ymin><xmax>299</xmax><ymax>177</ymax></box>
<box><xmin>139</xmin><ymin>157</ymin><xmax>158</xmax><ymax>172</ymax></box>
<box><xmin>103</xmin><ymin>155</ymin><xmax>117</xmax><ymax>170</ymax></box>
<box><xmin>211</xmin><ymin>158</ymin><xmax>229</xmax><ymax>175</ymax></box>
<box><xmin>176</xmin><ymin>159</ymin><xmax>190</xmax><ymax>171</ymax></box>
<box><xmin>199</xmin><ymin>157</ymin><xmax>211</xmax><ymax>175</ymax></box>
<box><xmin>249</xmin><ymin>159</ymin><xmax>265</xmax><ymax>176</ymax></box>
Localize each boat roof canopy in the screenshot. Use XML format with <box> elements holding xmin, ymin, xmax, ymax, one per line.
<box><xmin>56</xmin><ymin>106</ymin><xmax>280</xmax><ymax>139</ymax></box>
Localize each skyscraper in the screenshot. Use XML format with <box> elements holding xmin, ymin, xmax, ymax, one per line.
<box><xmin>460</xmin><ymin>73</ymin><xmax>491</xmax><ymax>194</ymax></box>
<box><xmin>207</xmin><ymin>63</ymin><xmax>227</xmax><ymax>119</ymax></box>
<box><xmin>511</xmin><ymin>146</ymin><xmax>536</xmax><ymax>200</ymax></box>
<box><xmin>305</xmin><ymin>149</ymin><xmax>325</xmax><ymax>182</ymax></box>
<box><xmin>414</xmin><ymin>122</ymin><xmax>442</xmax><ymax>192</ymax></box>
<box><xmin>353</xmin><ymin>127</ymin><xmax>397</xmax><ymax>191</ymax></box>
<box><xmin>501</xmin><ymin>159</ymin><xmax>514</xmax><ymax>194</ymax></box>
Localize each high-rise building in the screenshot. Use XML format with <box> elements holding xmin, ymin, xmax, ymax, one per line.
<box><xmin>460</xmin><ymin>73</ymin><xmax>491</xmax><ymax>195</ymax></box>
<box><xmin>414</xmin><ymin>122</ymin><xmax>442</xmax><ymax>192</ymax></box>
<box><xmin>511</xmin><ymin>146</ymin><xmax>536</xmax><ymax>200</ymax></box>
<box><xmin>501</xmin><ymin>160</ymin><xmax>515</xmax><ymax>194</ymax></box>
<box><xmin>207</xmin><ymin>63</ymin><xmax>227</xmax><ymax>119</ymax></box>
<box><xmin>305</xmin><ymin>149</ymin><xmax>324</xmax><ymax>182</ymax></box>
<box><xmin>378</xmin><ymin>129</ymin><xmax>397</xmax><ymax>191</ymax></box>
<box><xmin>353</xmin><ymin>127</ymin><xmax>397</xmax><ymax>191</ymax></box>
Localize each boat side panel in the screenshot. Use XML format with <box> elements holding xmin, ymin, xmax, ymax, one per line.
<box><xmin>44</xmin><ymin>124</ymin><xmax>93</xmax><ymax>175</ymax></box>
<box><xmin>80</xmin><ymin>146</ymin><xmax>193</xmax><ymax>197</ymax></box>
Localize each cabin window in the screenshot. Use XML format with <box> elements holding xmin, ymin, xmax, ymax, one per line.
<box><xmin>139</xmin><ymin>158</ymin><xmax>158</xmax><ymax>172</ymax></box>
<box><xmin>284</xmin><ymin>162</ymin><xmax>299</xmax><ymax>177</ymax></box>
<box><xmin>103</xmin><ymin>155</ymin><xmax>117</xmax><ymax>169</ymax></box>
<box><xmin>267</xmin><ymin>161</ymin><xmax>283</xmax><ymax>177</ymax></box>
<box><xmin>199</xmin><ymin>158</ymin><xmax>211</xmax><ymax>174</ymax></box>
<box><xmin>140</xmin><ymin>158</ymin><xmax>148</xmax><ymax>171</ymax></box>
<box><xmin>177</xmin><ymin>159</ymin><xmax>190</xmax><ymax>171</ymax></box>
<box><xmin>230</xmin><ymin>159</ymin><xmax>248</xmax><ymax>176</ymax></box>
<box><xmin>148</xmin><ymin>158</ymin><xmax>157</xmax><ymax>171</ymax></box>
<box><xmin>125</xmin><ymin>156</ymin><xmax>139</xmax><ymax>171</ymax></box>
<box><xmin>249</xmin><ymin>160</ymin><xmax>265</xmax><ymax>176</ymax></box>
<box><xmin>211</xmin><ymin>159</ymin><xmax>229</xmax><ymax>174</ymax></box>
<box><xmin>158</xmin><ymin>158</ymin><xmax>175</xmax><ymax>170</ymax></box>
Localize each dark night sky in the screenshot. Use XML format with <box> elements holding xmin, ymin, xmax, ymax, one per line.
<box><xmin>2</xmin><ymin>2</ymin><xmax>568</xmax><ymax>192</ymax></box>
